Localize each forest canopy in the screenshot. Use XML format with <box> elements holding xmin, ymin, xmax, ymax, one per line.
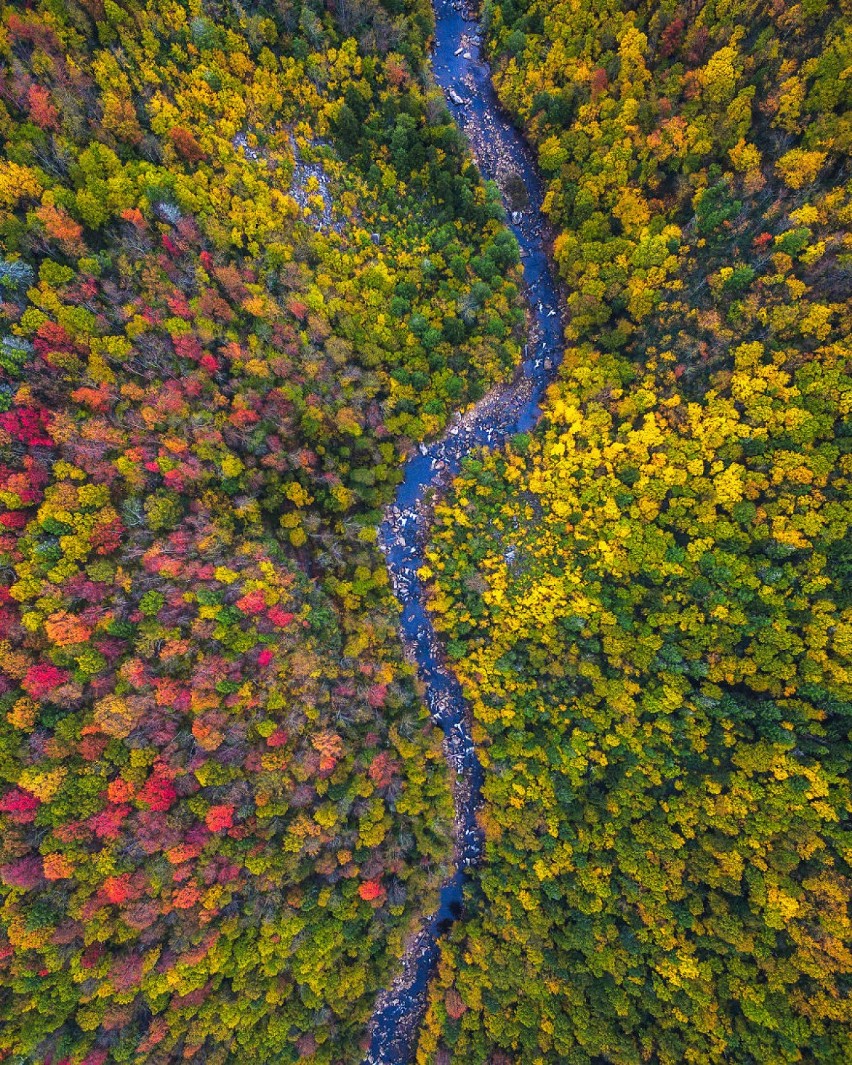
<box><xmin>0</xmin><ymin>0</ymin><xmax>526</xmax><ymax>1061</ymax></box>
<box><xmin>1</xmin><ymin>0</ymin><xmax>850</xmax><ymax>1061</ymax></box>
<box><xmin>417</xmin><ymin>0</ymin><xmax>852</xmax><ymax>1061</ymax></box>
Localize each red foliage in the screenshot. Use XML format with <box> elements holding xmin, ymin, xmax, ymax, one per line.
<box><xmin>81</xmin><ymin>944</ymin><xmax>105</xmax><ymax>969</ymax></box>
<box><xmin>358</xmin><ymin>878</ymin><xmax>385</xmax><ymax>901</ymax></box>
<box><xmin>27</xmin><ymin>83</ymin><xmax>59</xmax><ymax>129</ymax></box>
<box><xmin>90</xmin><ymin>516</ymin><xmax>123</xmax><ymax>555</ymax></box>
<box><xmin>0</xmin><ymin>511</ymin><xmax>27</xmax><ymax>528</ymax></box>
<box><xmin>659</xmin><ymin>17</ymin><xmax>686</xmax><ymax>58</ymax></box>
<box><xmin>236</xmin><ymin>588</ymin><xmax>266</xmax><ymax>614</ymax></box>
<box><xmin>109</xmin><ymin>952</ymin><xmax>143</xmax><ymax>992</ymax></box>
<box><xmin>6</xmin><ymin>13</ymin><xmax>60</xmax><ymax>51</ymax></box>
<box><xmin>137</xmin><ymin>769</ymin><xmax>177</xmax><ymax>812</ymax></box>
<box><xmin>22</xmin><ymin>663</ymin><xmax>68</xmax><ymax>698</ymax></box>
<box><xmin>266</xmin><ymin>727</ymin><xmax>288</xmax><ymax>747</ymax></box>
<box><xmin>229</xmin><ymin>406</ymin><xmax>259</xmax><ymax>428</ymax></box>
<box><xmin>1</xmin><ymin>457</ymin><xmax>49</xmax><ymax>504</ymax></box>
<box><xmin>205</xmin><ymin>804</ymin><xmax>235</xmax><ymax>832</ymax></box>
<box><xmin>168</xmin><ymin>126</ymin><xmax>206</xmax><ymax>164</ymax></box>
<box><xmin>79</xmin><ymin>734</ymin><xmax>109</xmax><ymax>761</ymax></box>
<box><xmin>34</xmin><ymin>321</ymin><xmax>75</xmax><ymax>356</ymax></box>
<box><xmin>171</xmin><ymin>884</ymin><xmax>200</xmax><ymax>909</ymax></box>
<box><xmin>0</xmin><ymin>788</ymin><xmax>41</xmax><ymax>823</ymax></box>
<box><xmin>103</xmin><ymin>873</ymin><xmax>133</xmax><ymax>904</ymax></box>
<box><xmin>368</xmin><ymin>752</ymin><xmax>397</xmax><ymax>789</ymax></box>
<box><xmin>268</xmin><ymin>606</ymin><xmax>295</xmax><ymax>627</ymax></box>
<box><xmin>167</xmin><ymin>293</ymin><xmax>193</xmax><ymax>319</ymax></box>
<box><xmin>367</xmin><ymin>683</ymin><xmax>388</xmax><ymax>708</ymax></box>
<box><xmin>0</xmin><ymin>407</ymin><xmax>53</xmax><ymax>447</ymax></box>
<box><xmin>0</xmin><ymin>856</ymin><xmax>44</xmax><ymax>889</ymax></box>
<box><xmin>590</xmin><ymin>68</ymin><xmax>609</xmax><ymax>97</ymax></box>
<box><xmin>88</xmin><ymin>804</ymin><xmax>130</xmax><ymax>840</ymax></box>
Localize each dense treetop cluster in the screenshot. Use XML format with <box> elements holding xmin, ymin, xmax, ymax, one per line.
<box><xmin>417</xmin><ymin>0</ymin><xmax>852</xmax><ymax>1061</ymax></box>
<box><xmin>0</xmin><ymin>1</ymin><xmax>525</xmax><ymax>1061</ymax></box>
<box><xmin>3</xmin><ymin>0</ymin><xmax>850</xmax><ymax>1060</ymax></box>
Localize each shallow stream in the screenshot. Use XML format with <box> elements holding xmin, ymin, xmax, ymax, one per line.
<box><xmin>366</xmin><ymin>3</ymin><xmax>565</xmax><ymax>1058</ymax></box>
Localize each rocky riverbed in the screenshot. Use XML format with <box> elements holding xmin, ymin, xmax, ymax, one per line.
<box><xmin>365</xmin><ymin>1</ymin><xmax>566</xmax><ymax>1060</ymax></box>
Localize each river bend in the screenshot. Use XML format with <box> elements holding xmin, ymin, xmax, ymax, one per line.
<box><xmin>366</xmin><ymin>1</ymin><xmax>565</xmax><ymax>1059</ymax></box>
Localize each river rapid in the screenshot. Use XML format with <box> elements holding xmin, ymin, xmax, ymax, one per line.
<box><xmin>366</xmin><ymin>1</ymin><xmax>565</xmax><ymax>1060</ymax></box>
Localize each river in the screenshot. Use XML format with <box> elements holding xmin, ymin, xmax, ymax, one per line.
<box><xmin>365</xmin><ymin>1</ymin><xmax>565</xmax><ymax>1060</ymax></box>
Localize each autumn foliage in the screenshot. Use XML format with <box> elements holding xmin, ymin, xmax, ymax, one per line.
<box><xmin>0</xmin><ymin>0</ymin><xmax>531</xmax><ymax>1059</ymax></box>
<box><xmin>416</xmin><ymin>0</ymin><xmax>852</xmax><ymax>1061</ymax></box>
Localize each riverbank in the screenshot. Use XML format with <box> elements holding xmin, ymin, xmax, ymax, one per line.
<box><xmin>364</xmin><ymin>0</ymin><xmax>567</xmax><ymax>1060</ymax></box>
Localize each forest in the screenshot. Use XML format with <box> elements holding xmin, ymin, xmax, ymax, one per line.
<box><xmin>417</xmin><ymin>0</ymin><xmax>852</xmax><ymax>1061</ymax></box>
<box><xmin>0</xmin><ymin>0</ymin><xmax>526</xmax><ymax>1061</ymax></box>
<box><xmin>1</xmin><ymin>0</ymin><xmax>850</xmax><ymax>1062</ymax></box>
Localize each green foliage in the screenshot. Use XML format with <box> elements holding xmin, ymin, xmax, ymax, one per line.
<box><xmin>0</xmin><ymin>0</ymin><xmax>527</xmax><ymax>1060</ymax></box>
<box><xmin>416</xmin><ymin>0</ymin><xmax>852</xmax><ymax>1061</ymax></box>
<box><xmin>423</xmin><ymin>340</ymin><xmax>852</xmax><ymax>1064</ymax></box>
